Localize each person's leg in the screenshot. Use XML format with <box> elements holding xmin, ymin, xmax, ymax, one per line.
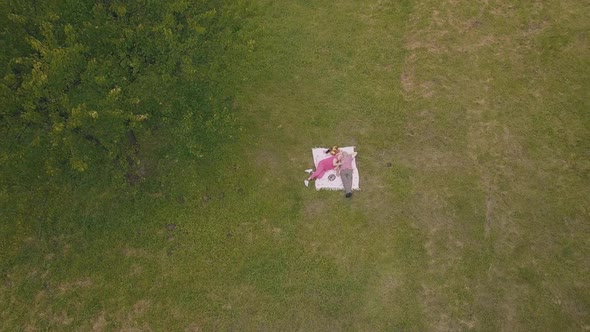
<box><xmin>341</xmin><ymin>169</ymin><xmax>353</xmax><ymax>196</ymax></box>
<box><xmin>308</xmin><ymin>166</ymin><xmax>326</xmax><ymax>181</ymax></box>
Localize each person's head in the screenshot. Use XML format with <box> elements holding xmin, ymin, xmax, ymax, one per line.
<box><xmin>326</xmin><ymin>145</ymin><xmax>340</xmax><ymax>155</ymax></box>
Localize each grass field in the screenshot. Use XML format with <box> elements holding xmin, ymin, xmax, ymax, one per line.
<box><xmin>1</xmin><ymin>0</ymin><xmax>589</xmax><ymax>330</ymax></box>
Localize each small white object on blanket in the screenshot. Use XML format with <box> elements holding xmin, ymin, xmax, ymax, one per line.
<box><xmin>312</xmin><ymin>146</ymin><xmax>360</xmax><ymax>191</ymax></box>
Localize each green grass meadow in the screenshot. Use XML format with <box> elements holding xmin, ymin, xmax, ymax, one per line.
<box><xmin>1</xmin><ymin>0</ymin><xmax>589</xmax><ymax>330</ymax></box>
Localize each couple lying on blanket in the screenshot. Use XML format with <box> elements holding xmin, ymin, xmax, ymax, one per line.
<box><xmin>304</xmin><ymin>146</ymin><xmax>358</xmax><ymax>198</ymax></box>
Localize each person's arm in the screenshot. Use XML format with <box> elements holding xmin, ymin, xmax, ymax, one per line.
<box><xmin>333</xmin><ymin>157</ymin><xmax>342</xmax><ymax>175</ymax></box>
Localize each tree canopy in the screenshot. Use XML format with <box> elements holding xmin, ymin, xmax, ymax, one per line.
<box><xmin>0</xmin><ymin>0</ymin><xmax>255</xmax><ymax>181</ymax></box>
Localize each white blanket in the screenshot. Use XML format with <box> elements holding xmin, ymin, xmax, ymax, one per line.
<box><xmin>312</xmin><ymin>146</ymin><xmax>360</xmax><ymax>191</ymax></box>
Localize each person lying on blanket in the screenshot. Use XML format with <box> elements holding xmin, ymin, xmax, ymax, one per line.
<box><xmin>304</xmin><ymin>146</ymin><xmax>342</xmax><ymax>187</ymax></box>
<box><xmin>336</xmin><ymin>151</ymin><xmax>357</xmax><ymax>198</ymax></box>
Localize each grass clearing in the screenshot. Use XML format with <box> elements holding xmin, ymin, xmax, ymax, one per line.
<box><xmin>1</xmin><ymin>0</ymin><xmax>588</xmax><ymax>330</ymax></box>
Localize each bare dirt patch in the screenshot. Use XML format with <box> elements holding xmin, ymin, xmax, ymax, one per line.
<box><xmin>185</xmin><ymin>323</ymin><xmax>202</xmax><ymax>332</ymax></box>
<box><xmin>122</xmin><ymin>247</ymin><xmax>149</xmax><ymax>258</ymax></box>
<box><xmin>113</xmin><ymin>299</ymin><xmax>153</xmax><ymax>331</ymax></box>
<box><xmin>400</xmin><ymin>54</ymin><xmax>439</xmax><ymax>99</ymax></box>
<box><xmin>57</xmin><ymin>278</ymin><xmax>93</xmax><ymax>294</ymax></box>
<box><xmin>92</xmin><ymin>311</ymin><xmax>107</xmax><ymax>331</ymax></box>
<box><xmin>132</xmin><ymin>299</ymin><xmax>151</xmax><ymax>315</ymax></box>
<box><xmin>55</xmin><ymin>311</ymin><xmax>74</xmax><ymax>326</ymax></box>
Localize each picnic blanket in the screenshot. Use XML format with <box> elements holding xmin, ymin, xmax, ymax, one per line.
<box><xmin>312</xmin><ymin>146</ymin><xmax>360</xmax><ymax>191</ymax></box>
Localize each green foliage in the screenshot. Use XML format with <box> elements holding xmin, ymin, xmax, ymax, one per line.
<box><xmin>0</xmin><ymin>0</ymin><xmax>255</xmax><ymax>178</ymax></box>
